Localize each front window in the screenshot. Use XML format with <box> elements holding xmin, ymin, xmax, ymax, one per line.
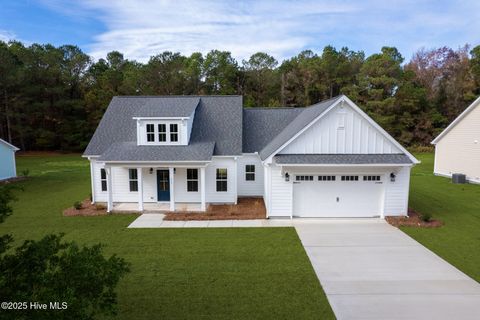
<box><xmin>100</xmin><ymin>169</ymin><xmax>107</xmax><ymax>191</ymax></box>
<box><xmin>146</xmin><ymin>124</ymin><xmax>155</xmax><ymax>142</ymax></box>
<box><xmin>187</xmin><ymin>169</ymin><xmax>198</xmax><ymax>192</ymax></box>
<box><xmin>158</xmin><ymin>124</ymin><xmax>166</xmax><ymax>142</ymax></box>
<box><xmin>129</xmin><ymin>169</ymin><xmax>138</xmax><ymax>192</ymax></box>
<box><xmin>245</xmin><ymin>165</ymin><xmax>255</xmax><ymax>181</ymax></box>
<box><xmin>170</xmin><ymin>124</ymin><xmax>178</xmax><ymax>142</ymax></box>
<box><xmin>216</xmin><ymin>168</ymin><xmax>227</xmax><ymax>192</ymax></box>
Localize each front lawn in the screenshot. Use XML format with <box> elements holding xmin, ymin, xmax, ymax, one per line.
<box><xmin>406</xmin><ymin>153</ymin><xmax>480</xmax><ymax>282</ymax></box>
<box><xmin>1</xmin><ymin>154</ymin><xmax>334</xmax><ymax>319</ymax></box>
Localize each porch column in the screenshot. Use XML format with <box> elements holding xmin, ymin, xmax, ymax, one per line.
<box><xmin>106</xmin><ymin>166</ymin><xmax>113</xmax><ymax>213</ymax></box>
<box><xmin>200</xmin><ymin>167</ymin><xmax>206</xmax><ymax>211</ymax></box>
<box><xmin>169</xmin><ymin>167</ymin><xmax>175</xmax><ymax>211</ymax></box>
<box><xmin>137</xmin><ymin>167</ymin><xmax>144</xmax><ymax>212</ymax></box>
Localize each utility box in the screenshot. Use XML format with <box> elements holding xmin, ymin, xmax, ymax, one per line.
<box><xmin>452</xmin><ymin>173</ymin><xmax>466</xmax><ymax>184</ymax></box>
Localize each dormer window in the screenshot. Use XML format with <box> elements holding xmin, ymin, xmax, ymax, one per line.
<box><xmin>143</xmin><ymin>121</ymin><xmax>181</xmax><ymax>144</ymax></box>
<box><xmin>170</xmin><ymin>124</ymin><xmax>178</xmax><ymax>142</ymax></box>
<box><xmin>158</xmin><ymin>124</ymin><xmax>166</xmax><ymax>142</ymax></box>
<box><xmin>146</xmin><ymin>124</ymin><xmax>155</xmax><ymax>142</ymax></box>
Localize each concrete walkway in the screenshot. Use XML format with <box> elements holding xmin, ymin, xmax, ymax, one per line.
<box><xmin>127</xmin><ymin>213</ymin><xmax>294</xmax><ymax>228</ymax></box>
<box><xmin>295</xmin><ymin>220</ymin><xmax>480</xmax><ymax>320</ymax></box>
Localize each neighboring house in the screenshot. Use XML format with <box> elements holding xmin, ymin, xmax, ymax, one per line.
<box><xmin>0</xmin><ymin>138</ymin><xmax>20</xmax><ymax>180</ymax></box>
<box><xmin>83</xmin><ymin>95</ymin><xmax>419</xmax><ymax>218</ymax></box>
<box><xmin>432</xmin><ymin>96</ymin><xmax>480</xmax><ymax>184</ymax></box>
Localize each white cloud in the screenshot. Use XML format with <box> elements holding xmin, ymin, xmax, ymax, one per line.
<box><xmin>0</xmin><ymin>30</ymin><xmax>16</xmax><ymax>42</ymax></box>
<box><xmin>39</xmin><ymin>0</ymin><xmax>480</xmax><ymax>63</ymax></box>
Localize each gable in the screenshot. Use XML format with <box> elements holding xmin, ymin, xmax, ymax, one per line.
<box><xmin>278</xmin><ymin>99</ymin><xmax>403</xmax><ymax>155</ymax></box>
<box><xmin>0</xmin><ymin>139</ymin><xmax>19</xmax><ymax>151</ymax></box>
<box><xmin>432</xmin><ymin>96</ymin><xmax>480</xmax><ymax>144</ymax></box>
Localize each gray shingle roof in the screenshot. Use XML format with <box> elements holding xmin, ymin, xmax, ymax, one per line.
<box><xmin>84</xmin><ymin>96</ymin><xmax>242</xmax><ymax>157</ymax></box>
<box><xmin>258</xmin><ymin>96</ymin><xmax>343</xmax><ymax>160</ymax></box>
<box><xmin>274</xmin><ymin>154</ymin><xmax>413</xmax><ymax>165</ymax></box>
<box><xmin>98</xmin><ymin>141</ymin><xmax>215</xmax><ymax>162</ymax></box>
<box><xmin>132</xmin><ymin>97</ymin><xmax>199</xmax><ymax>118</ymax></box>
<box><xmin>242</xmin><ymin>108</ymin><xmax>304</xmax><ymax>153</ymax></box>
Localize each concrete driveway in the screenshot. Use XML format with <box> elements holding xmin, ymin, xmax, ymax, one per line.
<box><xmin>294</xmin><ymin>219</ymin><xmax>480</xmax><ymax>320</ymax></box>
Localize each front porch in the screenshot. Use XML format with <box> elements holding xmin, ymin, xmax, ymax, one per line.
<box><xmin>103</xmin><ymin>164</ymin><xmax>207</xmax><ymax>213</ymax></box>
<box><xmin>112</xmin><ymin>202</ymin><xmax>202</xmax><ymax>213</ymax></box>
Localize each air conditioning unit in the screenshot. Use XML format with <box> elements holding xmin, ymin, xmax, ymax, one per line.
<box><xmin>452</xmin><ymin>173</ymin><xmax>466</xmax><ymax>184</ymax></box>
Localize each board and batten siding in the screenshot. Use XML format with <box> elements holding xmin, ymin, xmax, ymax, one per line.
<box><xmin>434</xmin><ymin>103</ymin><xmax>480</xmax><ymax>183</ymax></box>
<box><xmin>237</xmin><ymin>154</ymin><xmax>264</xmax><ymax>196</ymax></box>
<box><xmin>279</xmin><ymin>103</ymin><xmax>402</xmax><ymax>155</ymax></box>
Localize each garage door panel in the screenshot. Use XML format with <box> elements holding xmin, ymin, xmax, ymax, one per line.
<box><xmin>293</xmin><ymin>175</ymin><xmax>383</xmax><ymax>218</ymax></box>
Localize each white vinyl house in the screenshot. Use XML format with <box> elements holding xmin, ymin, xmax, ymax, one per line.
<box><xmin>432</xmin><ymin>96</ymin><xmax>480</xmax><ymax>184</ymax></box>
<box><xmin>83</xmin><ymin>95</ymin><xmax>419</xmax><ymax>218</ymax></box>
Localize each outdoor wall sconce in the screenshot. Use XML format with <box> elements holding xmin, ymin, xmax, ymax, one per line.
<box><xmin>285</xmin><ymin>172</ymin><xmax>290</xmax><ymax>182</ymax></box>
<box><xmin>149</xmin><ymin>168</ymin><xmax>153</xmax><ymax>174</ymax></box>
<box><xmin>390</xmin><ymin>172</ymin><xmax>396</xmax><ymax>182</ymax></box>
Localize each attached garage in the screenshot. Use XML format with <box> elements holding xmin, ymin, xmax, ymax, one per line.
<box><xmin>292</xmin><ymin>173</ymin><xmax>384</xmax><ymax>218</ymax></box>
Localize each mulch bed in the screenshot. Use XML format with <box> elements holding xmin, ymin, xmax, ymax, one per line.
<box><xmin>0</xmin><ymin>176</ymin><xmax>28</xmax><ymax>185</ymax></box>
<box><xmin>63</xmin><ymin>199</ymin><xmax>108</xmax><ymax>216</ymax></box>
<box><xmin>164</xmin><ymin>197</ymin><xmax>266</xmax><ymax>221</ymax></box>
<box><xmin>386</xmin><ymin>208</ymin><xmax>443</xmax><ymax>228</ymax></box>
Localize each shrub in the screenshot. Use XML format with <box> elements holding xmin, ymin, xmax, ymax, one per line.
<box><xmin>73</xmin><ymin>201</ymin><xmax>82</xmax><ymax>210</ymax></box>
<box><xmin>420</xmin><ymin>212</ymin><xmax>432</xmax><ymax>222</ymax></box>
<box><xmin>21</xmin><ymin>169</ymin><xmax>30</xmax><ymax>177</ymax></box>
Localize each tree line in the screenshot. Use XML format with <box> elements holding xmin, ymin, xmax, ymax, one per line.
<box><xmin>1</xmin><ymin>41</ymin><xmax>480</xmax><ymax>151</ymax></box>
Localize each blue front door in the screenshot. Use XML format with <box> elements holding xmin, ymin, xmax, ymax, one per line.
<box><xmin>157</xmin><ymin>170</ymin><xmax>170</xmax><ymax>201</ymax></box>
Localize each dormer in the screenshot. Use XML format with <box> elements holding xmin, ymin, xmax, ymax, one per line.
<box><xmin>132</xmin><ymin>97</ymin><xmax>199</xmax><ymax>146</ymax></box>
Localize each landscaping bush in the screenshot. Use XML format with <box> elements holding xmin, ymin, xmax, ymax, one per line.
<box><xmin>73</xmin><ymin>201</ymin><xmax>82</xmax><ymax>210</ymax></box>
<box><xmin>420</xmin><ymin>212</ymin><xmax>432</xmax><ymax>222</ymax></box>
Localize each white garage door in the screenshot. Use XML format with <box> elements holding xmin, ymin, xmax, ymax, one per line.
<box><xmin>293</xmin><ymin>174</ymin><xmax>384</xmax><ymax>217</ymax></box>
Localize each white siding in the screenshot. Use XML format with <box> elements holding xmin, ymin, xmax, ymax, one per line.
<box><xmin>434</xmin><ymin>104</ymin><xmax>480</xmax><ymax>183</ymax></box>
<box><xmin>174</xmin><ymin>168</ymin><xmax>201</xmax><ymax>203</ymax></box>
<box><xmin>384</xmin><ymin>166</ymin><xmax>411</xmax><ymax>216</ymax></box>
<box><xmin>92</xmin><ymin>161</ymin><xmax>158</xmax><ymax>203</ymax></box>
<box><xmin>279</xmin><ymin>103</ymin><xmax>401</xmax><ymax>154</ymax></box>
<box><xmin>268</xmin><ymin>165</ymin><xmax>292</xmax><ymax>217</ymax></box>
<box><xmin>237</xmin><ymin>154</ymin><xmax>264</xmax><ymax>196</ymax></box>
<box><xmin>205</xmin><ymin>157</ymin><xmax>237</xmax><ymax>203</ymax></box>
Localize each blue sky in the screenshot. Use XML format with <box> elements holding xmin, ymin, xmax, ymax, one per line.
<box><xmin>1</xmin><ymin>0</ymin><xmax>479</xmax><ymax>63</ymax></box>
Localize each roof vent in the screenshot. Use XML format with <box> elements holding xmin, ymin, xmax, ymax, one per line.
<box><xmin>452</xmin><ymin>173</ymin><xmax>466</xmax><ymax>184</ymax></box>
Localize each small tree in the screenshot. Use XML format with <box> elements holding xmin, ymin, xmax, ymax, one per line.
<box><xmin>0</xmin><ymin>185</ymin><xmax>130</xmax><ymax>320</ymax></box>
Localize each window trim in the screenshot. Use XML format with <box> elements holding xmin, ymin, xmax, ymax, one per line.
<box><xmin>341</xmin><ymin>175</ymin><xmax>359</xmax><ymax>181</ymax></box>
<box><xmin>129</xmin><ymin>169</ymin><xmax>138</xmax><ymax>192</ymax></box>
<box><xmin>216</xmin><ymin>168</ymin><xmax>228</xmax><ymax>192</ymax></box>
<box><xmin>318</xmin><ymin>175</ymin><xmax>336</xmax><ymax>181</ymax></box>
<box><xmin>158</xmin><ymin>123</ymin><xmax>166</xmax><ymax>142</ymax></box>
<box><xmin>146</xmin><ymin>123</ymin><xmax>155</xmax><ymax>142</ymax></box>
<box><xmin>295</xmin><ymin>175</ymin><xmax>314</xmax><ymax>181</ymax></box>
<box><xmin>363</xmin><ymin>175</ymin><xmax>381</xmax><ymax>181</ymax></box>
<box><xmin>170</xmin><ymin>123</ymin><xmax>179</xmax><ymax>142</ymax></box>
<box><xmin>245</xmin><ymin>165</ymin><xmax>255</xmax><ymax>181</ymax></box>
<box><xmin>186</xmin><ymin>169</ymin><xmax>199</xmax><ymax>192</ymax></box>
<box><xmin>100</xmin><ymin>168</ymin><xmax>107</xmax><ymax>192</ymax></box>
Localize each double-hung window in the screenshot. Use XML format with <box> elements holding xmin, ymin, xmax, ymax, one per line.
<box><xmin>158</xmin><ymin>124</ymin><xmax>166</xmax><ymax>142</ymax></box>
<box><xmin>146</xmin><ymin>124</ymin><xmax>155</xmax><ymax>142</ymax></box>
<box><xmin>129</xmin><ymin>169</ymin><xmax>138</xmax><ymax>192</ymax></box>
<box><xmin>170</xmin><ymin>124</ymin><xmax>178</xmax><ymax>142</ymax></box>
<box><xmin>245</xmin><ymin>165</ymin><xmax>255</xmax><ymax>181</ymax></box>
<box><xmin>100</xmin><ymin>169</ymin><xmax>107</xmax><ymax>191</ymax></box>
<box><xmin>187</xmin><ymin>169</ymin><xmax>198</xmax><ymax>192</ymax></box>
<box><xmin>216</xmin><ymin>168</ymin><xmax>227</xmax><ymax>192</ymax></box>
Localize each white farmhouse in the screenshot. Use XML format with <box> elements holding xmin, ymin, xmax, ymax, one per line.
<box><xmin>83</xmin><ymin>95</ymin><xmax>419</xmax><ymax>218</ymax></box>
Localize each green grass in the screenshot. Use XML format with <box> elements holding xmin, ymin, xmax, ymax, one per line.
<box><xmin>0</xmin><ymin>154</ymin><xmax>334</xmax><ymax>319</ymax></box>
<box><xmin>406</xmin><ymin>153</ymin><xmax>480</xmax><ymax>282</ymax></box>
